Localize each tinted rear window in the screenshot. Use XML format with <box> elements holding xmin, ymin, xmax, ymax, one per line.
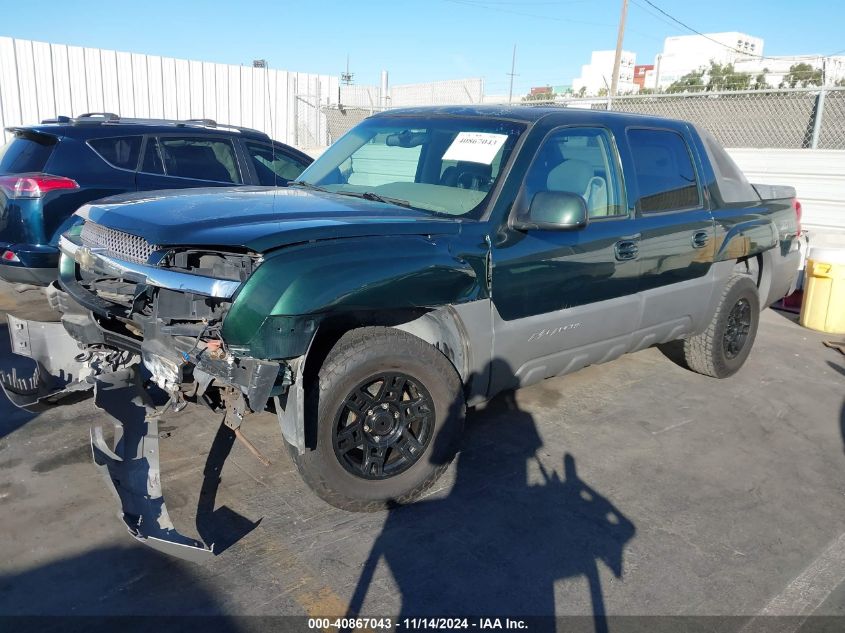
<box><xmin>0</xmin><ymin>133</ymin><xmax>57</xmax><ymax>173</ymax></box>
<box><xmin>627</xmin><ymin>128</ymin><xmax>700</xmax><ymax>213</ymax></box>
<box><xmin>88</xmin><ymin>136</ymin><xmax>143</xmax><ymax>170</ymax></box>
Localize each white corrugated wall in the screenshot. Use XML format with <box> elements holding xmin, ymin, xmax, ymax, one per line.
<box><xmin>727</xmin><ymin>148</ymin><xmax>845</xmax><ymax>243</ymax></box>
<box><xmin>0</xmin><ymin>36</ymin><xmax>338</xmax><ymax>149</ymax></box>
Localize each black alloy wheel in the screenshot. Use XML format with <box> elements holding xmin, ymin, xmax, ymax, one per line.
<box><xmin>332</xmin><ymin>372</ymin><xmax>435</xmax><ymax>480</ymax></box>
<box><xmin>723</xmin><ymin>298</ymin><xmax>752</xmax><ymax>359</ymax></box>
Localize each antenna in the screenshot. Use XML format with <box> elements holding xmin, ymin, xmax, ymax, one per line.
<box><xmin>341</xmin><ymin>55</ymin><xmax>354</xmax><ymax>85</ymax></box>
<box><xmin>507</xmin><ymin>44</ymin><xmax>518</xmax><ymax>104</ymax></box>
<box><xmin>257</xmin><ymin>58</ymin><xmax>278</xmax><ymax>184</ymax></box>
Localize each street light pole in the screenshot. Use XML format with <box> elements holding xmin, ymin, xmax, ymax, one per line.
<box><xmin>610</xmin><ymin>0</ymin><xmax>629</xmax><ymax>97</ymax></box>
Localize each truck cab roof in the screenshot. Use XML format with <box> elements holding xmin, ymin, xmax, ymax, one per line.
<box><xmin>374</xmin><ymin>104</ymin><xmax>691</xmax><ymax>132</ymax></box>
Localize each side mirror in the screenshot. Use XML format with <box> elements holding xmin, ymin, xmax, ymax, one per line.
<box><xmin>515</xmin><ymin>191</ymin><xmax>589</xmax><ymax>231</ymax></box>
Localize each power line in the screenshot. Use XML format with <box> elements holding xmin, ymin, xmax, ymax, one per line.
<box><xmin>443</xmin><ymin>0</ymin><xmax>663</xmax><ymax>41</ymax></box>
<box><xmin>634</xmin><ymin>0</ymin><xmax>845</xmax><ymax>63</ymax></box>
<box><xmin>443</xmin><ymin>0</ymin><xmax>620</xmax><ymax>29</ymax></box>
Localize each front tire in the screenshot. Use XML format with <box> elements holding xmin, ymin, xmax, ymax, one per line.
<box><xmin>290</xmin><ymin>327</ymin><xmax>465</xmax><ymax>511</ymax></box>
<box><xmin>683</xmin><ymin>274</ymin><xmax>760</xmax><ymax>378</ymax></box>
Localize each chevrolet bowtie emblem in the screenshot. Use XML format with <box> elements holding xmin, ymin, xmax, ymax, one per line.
<box><xmin>75</xmin><ymin>246</ymin><xmax>106</xmax><ymax>271</ymax></box>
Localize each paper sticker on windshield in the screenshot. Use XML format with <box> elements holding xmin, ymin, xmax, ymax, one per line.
<box><xmin>442</xmin><ymin>132</ymin><xmax>508</xmax><ymax>165</ymax></box>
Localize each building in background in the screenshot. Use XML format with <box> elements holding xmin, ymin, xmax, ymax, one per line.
<box><xmin>570</xmin><ymin>32</ymin><xmax>843</xmax><ymax>94</ymax></box>
<box><xmin>633</xmin><ymin>64</ymin><xmax>653</xmax><ymax>91</ymax></box>
<box><xmin>649</xmin><ymin>32</ymin><xmax>763</xmax><ymax>90</ymax></box>
<box><xmin>732</xmin><ymin>55</ymin><xmax>845</xmax><ymax>88</ymax></box>
<box><xmin>572</xmin><ymin>50</ymin><xmax>637</xmax><ymax>95</ymax></box>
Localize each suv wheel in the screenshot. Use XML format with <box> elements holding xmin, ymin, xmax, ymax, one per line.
<box><xmin>683</xmin><ymin>274</ymin><xmax>760</xmax><ymax>378</ymax></box>
<box><xmin>290</xmin><ymin>327</ymin><xmax>465</xmax><ymax>511</ymax></box>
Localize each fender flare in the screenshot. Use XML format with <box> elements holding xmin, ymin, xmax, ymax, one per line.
<box><xmin>275</xmin><ymin>299</ymin><xmax>493</xmax><ymax>454</ymax></box>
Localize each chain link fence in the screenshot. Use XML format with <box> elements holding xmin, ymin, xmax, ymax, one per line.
<box><xmin>524</xmin><ymin>87</ymin><xmax>845</xmax><ymax>150</ymax></box>
<box><xmin>303</xmin><ymin>87</ymin><xmax>845</xmax><ymax>152</ymax></box>
<box><xmin>389</xmin><ymin>78</ymin><xmax>484</xmax><ymax>107</ymax></box>
<box><xmin>818</xmin><ymin>89</ymin><xmax>845</xmax><ymax>149</ymax></box>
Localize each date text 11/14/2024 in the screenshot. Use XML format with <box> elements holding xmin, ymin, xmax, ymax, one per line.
<box><xmin>307</xmin><ymin>618</ymin><xmax>529</xmax><ymax>630</ymax></box>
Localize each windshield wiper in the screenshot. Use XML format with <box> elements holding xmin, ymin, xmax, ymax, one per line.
<box><xmin>289</xmin><ymin>180</ymin><xmax>328</xmax><ymax>192</ymax></box>
<box><xmin>335</xmin><ymin>190</ymin><xmax>416</xmax><ymax>210</ymax></box>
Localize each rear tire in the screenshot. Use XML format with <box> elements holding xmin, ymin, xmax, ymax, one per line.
<box><xmin>290</xmin><ymin>327</ymin><xmax>465</xmax><ymax>511</ymax></box>
<box><xmin>683</xmin><ymin>275</ymin><xmax>760</xmax><ymax>378</ymax></box>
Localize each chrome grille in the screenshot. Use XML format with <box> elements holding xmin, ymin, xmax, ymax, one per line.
<box><xmin>79</xmin><ymin>222</ymin><xmax>159</xmax><ymax>265</ymax></box>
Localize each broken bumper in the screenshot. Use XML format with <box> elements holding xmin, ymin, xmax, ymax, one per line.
<box><xmin>91</xmin><ymin>368</ymin><xmax>214</xmax><ymax>562</ymax></box>
<box><xmin>1</xmin><ymin>314</ymin><xmax>96</xmax><ymax>411</ymax></box>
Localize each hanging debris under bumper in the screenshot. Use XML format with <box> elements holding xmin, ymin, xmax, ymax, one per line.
<box><xmin>91</xmin><ymin>367</ymin><xmax>215</xmax><ymax>562</ymax></box>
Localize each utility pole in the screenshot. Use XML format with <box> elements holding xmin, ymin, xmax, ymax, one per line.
<box><xmin>610</xmin><ymin>0</ymin><xmax>629</xmax><ymax>96</ymax></box>
<box><xmin>507</xmin><ymin>44</ymin><xmax>517</xmax><ymax>103</ymax></box>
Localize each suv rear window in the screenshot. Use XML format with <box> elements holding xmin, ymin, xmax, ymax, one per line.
<box><xmin>88</xmin><ymin>136</ymin><xmax>143</xmax><ymax>170</ymax></box>
<box><xmin>0</xmin><ymin>132</ymin><xmax>57</xmax><ymax>173</ymax></box>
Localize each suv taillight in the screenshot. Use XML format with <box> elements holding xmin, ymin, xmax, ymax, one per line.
<box><xmin>792</xmin><ymin>199</ymin><xmax>802</xmax><ymax>235</ymax></box>
<box><xmin>0</xmin><ymin>173</ymin><xmax>79</xmax><ymax>199</ymax></box>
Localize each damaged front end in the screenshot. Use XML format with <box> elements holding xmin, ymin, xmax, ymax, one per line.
<box><xmin>2</xmin><ymin>224</ymin><xmax>304</xmax><ymax>559</ymax></box>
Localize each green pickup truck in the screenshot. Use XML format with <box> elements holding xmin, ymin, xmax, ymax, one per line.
<box><xmin>3</xmin><ymin>106</ymin><xmax>802</xmax><ymax>560</ymax></box>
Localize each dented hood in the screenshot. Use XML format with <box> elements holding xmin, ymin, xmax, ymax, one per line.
<box><xmin>76</xmin><ymin>186</ymin><xmax>462</xmax><ymax>253</ymax></box>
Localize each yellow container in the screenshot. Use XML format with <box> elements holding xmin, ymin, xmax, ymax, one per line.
<box><xmin>800</xmin><ymin>248</ymin><xmax>845</xmax><ymax>334</ymax></box>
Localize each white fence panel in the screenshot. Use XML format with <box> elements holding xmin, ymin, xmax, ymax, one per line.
<box><xmin>67</xmin><ymin>46</ymin><xmax>88</xmax><ymax>115</ymax></box>
<box><xmin>100</xmin><ymin>48</ymin><xmax>121</xmax><ymax>115</ymax></box>
<box><xmin>16</xmin><ymin>39</ymin><xmax>39</xmax><ymax>124</ymax></box>
<box><xmin>188</xmin><ymin>60</ymin><xmax>204</xmax><ymax>119</ymax></box>
<box><xmin>51</xmin><ymin>44</ymin><xmax>73</xmax><ymax>117</ymax></box>
<box><xmin>728</xmin><ymin>148</ymin><xmax>845</xmax><ymax>238</ymax></box>
<box><xmin>174</xmin><ymin>58</ymin><xmax>191</xmax><ymax>120</ymax></box>
<box><xmin>115</xmin><ymin>51</ymin><xmax>135</xmax><ymax>117</ymax></box>
<box><xmin>32</xmin><ymin>41</ymin><xmax>55</xmax><ymax>122</ymax></box>
<box><xmin>0</xmin><ymin>38</ymin><xmax>21</xmax><ymax>130</ymax></box>
<box><xmin>83</xmin><ymin>47</ymin><xmax>104</xmax><ymax>114</ymax></box>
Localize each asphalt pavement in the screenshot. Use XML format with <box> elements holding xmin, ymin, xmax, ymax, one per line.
<box><xmin>0</xmin><ymin>280</ymin><xmax>843</xmax><ymax>631</ymax></box>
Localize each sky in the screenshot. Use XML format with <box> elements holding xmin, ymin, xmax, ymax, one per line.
<box><xmin>1</xmin><ymin>0</ymin><xmax>843</xmax><ymax>96</ymax></box>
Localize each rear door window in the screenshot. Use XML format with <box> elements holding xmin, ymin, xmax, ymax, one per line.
<box><xmin>627</xmin><ymin>128</ymin><xmax>701</xmax><ymax>213</ymax></box>
<box><xmin>157</xmin><ymin>136</ymin><xmax>243</xmax><ymax>184</ymax></box>
<box><xmin>244</xmin><ymin>141</ymin><xmax>309</xmax><ymax>185</ymax></box>
<box><xmin>88</xmin><ymin>136</ymin><xmax>143</xmax><ymax>170</ymax></box>
<box><xmin>0</xmin><ymin>132</ymin><xmax>57</xmax><ymax>173</ymax></box>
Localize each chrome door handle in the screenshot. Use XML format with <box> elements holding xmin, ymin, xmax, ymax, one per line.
<box><xmin>692</xmin><ymin>230</ymin><xmax>710</xmax><ymax>249</ymax></box>
<box><xmin>614</xmin><ymin>239</ymin><xmax>639</xmax><ymax>261</ymax></box>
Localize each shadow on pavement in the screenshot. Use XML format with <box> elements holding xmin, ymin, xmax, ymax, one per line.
<box><xmin>346</xmin><ymin>360</ymin><xmax>636</xmax><ymax>633</ymax></box>
<box><xmin>197</xmin><ymin>422</ymin><xmax>263</xmax><ymax>553</ymax></box>
<box><xmin>831</xmin><ymin>361</ymin><xmax>845</xmax><ymax>455</ymax></box>
<box><xmin>0</xmin><ymin>546</ymin><xmax>241</xmax><ymax>632</ymax></box>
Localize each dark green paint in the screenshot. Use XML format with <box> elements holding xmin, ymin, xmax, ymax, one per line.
<box><xmin>69</xmin><ymin>107</ymin><xmax>800</xmax><ymax>362</ymax></box>
<box><xmin>222</xmin><ymin>232</ymin><xmax>485</xmax><ymax>351</ymax></box>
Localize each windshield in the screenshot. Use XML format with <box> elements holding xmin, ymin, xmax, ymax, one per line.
<box><xmin>296</xmin><ymin>116</ymin><xmax>525</xmax><ymax>219</ymax></box>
